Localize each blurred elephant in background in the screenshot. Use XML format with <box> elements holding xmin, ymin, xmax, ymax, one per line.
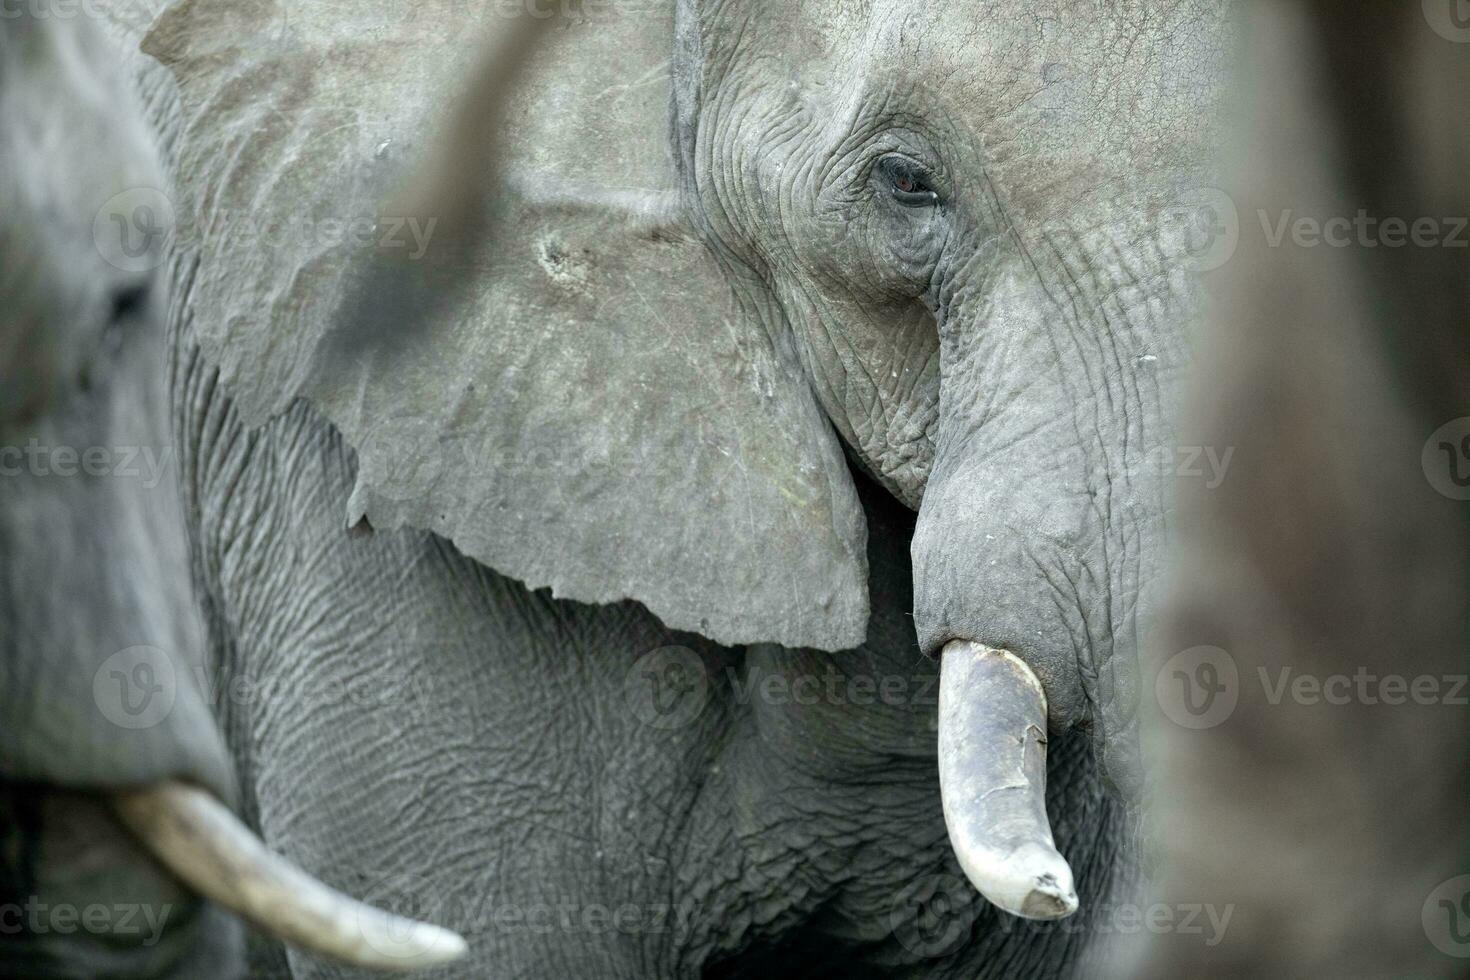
<box><xmin>0</xmin><ymin>10</ymin><xmax>242</xmax><ymax>977</ymax></box>
<box><xmin>1129</xmin><ymin>2</ymin><xmax>1470</xmax><ymax>976</ymax></box>
<box><xmin>3</xmin><ymin>0</ymin><xmax>1231</xmax><ymax>976</ymax></box>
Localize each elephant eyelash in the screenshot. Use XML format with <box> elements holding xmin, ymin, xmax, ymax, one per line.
<box><xmin>877</xmin><ymin>154</ymin><xmax>942</xmax><ymax>208</ymax></box>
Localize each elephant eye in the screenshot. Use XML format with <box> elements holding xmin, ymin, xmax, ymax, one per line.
<box><xmin>879</xmin><ymin>155</ymin><xmax>941</xmax><ymax>208</ymax></box>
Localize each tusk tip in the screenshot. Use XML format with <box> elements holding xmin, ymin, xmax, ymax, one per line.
<box><xmin>1017</xmin><ymin>873</ymin><xmax>1079</xmax><ymax>920</ymax></box>
<box><xmin>434</xmin><ymin>929</ymin><xmax>470</xmax><ymax>962</ymax></box>
<box><xmin>953</xmin><ymin>839</ymin><xmax>1079</xmax><ymax>921</ymax></box>
<box><xmin>353</xmin><ymin>907</ymin><xmax>469</xmax><ymax>969</ymax></box>
<box><xmin>112</xmin><ymin>782</ymin><xmax>472</xmax><ymax>972</ymax></box>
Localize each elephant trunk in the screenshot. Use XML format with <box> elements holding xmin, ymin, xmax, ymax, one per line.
<box><xmin>914</xmin><ymin>213</ymin><xmax>1192</xmax><ymax>917</ymax></box>
<box><xmin>938</xmin><ymin>641</ymin><xmax>1078</xmax><ymax>920</ymax></box>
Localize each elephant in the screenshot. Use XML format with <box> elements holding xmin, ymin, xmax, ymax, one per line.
<box><xmin>1</xmin><ymin>0</ymin><xmax>1231</xmax><ymax>977</ymax></box>
<box><xmin>1129</xmin><ymin>2</ymin><xmax>1470</xmax><ymax>976</ymax></box>
<box><xmin>0</xmin><ymin>10</ymin><xmax>243</xmax><ymax>977</ymax></box>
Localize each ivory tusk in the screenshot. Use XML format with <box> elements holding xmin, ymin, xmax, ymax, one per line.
<box><xmin>938</xmin><ymin>640</ymin><xmax>1079</xmax><ymax>920</ymax></box>
<box><xmin>112</xmin><ymin>781</ymin><xmax>467</xmax><ymax>972</ymax></box>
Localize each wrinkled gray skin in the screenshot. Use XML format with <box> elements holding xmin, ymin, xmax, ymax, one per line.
<box><xmin>3</xmin><ymin>1</ymin><xmax>1227</xmax><ymax>977</ymax></box>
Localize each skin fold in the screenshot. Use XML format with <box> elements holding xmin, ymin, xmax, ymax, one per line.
<box><xmin>3</xmin><ymin>1</ymin><xmax>1230</xmax><ymax>976</ymax></box>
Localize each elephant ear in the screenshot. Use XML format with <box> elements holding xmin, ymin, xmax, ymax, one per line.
<box><xmin>143</xmin><ymin>0</ymin><xmax>868</xmax><ymax>650</ymax></box>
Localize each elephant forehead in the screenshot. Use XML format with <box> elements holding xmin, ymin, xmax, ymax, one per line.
<box><xmin>765</xmin><ymin>0</ymin><xmax>1228</xmax><ymax>208</ymax></box>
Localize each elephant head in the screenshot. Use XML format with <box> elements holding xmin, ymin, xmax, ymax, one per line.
<box><xmin>670</xmin><ymin>0</ymin><xmax>1226</xmax><ymax>914</ymax></box>
<box><xmin>136</xmin><ymin>0</ymin><xmax>1227</xmax><ymax>954</ymax></box>
<box><xmin>0</xmin><ymin>11</ymin><xmax>241</xmax><ymax>974</ymax></box>
<box><xmin>2</xmin><ymin>12</ymin><xmax>469</xmax><ymax>974</ymax></box>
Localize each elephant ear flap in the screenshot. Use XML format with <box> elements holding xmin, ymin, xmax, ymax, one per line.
<box><xmin>144</xmin><ymin>1</ymin><xmax>869</xmax><ymax>650</ymax></box>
